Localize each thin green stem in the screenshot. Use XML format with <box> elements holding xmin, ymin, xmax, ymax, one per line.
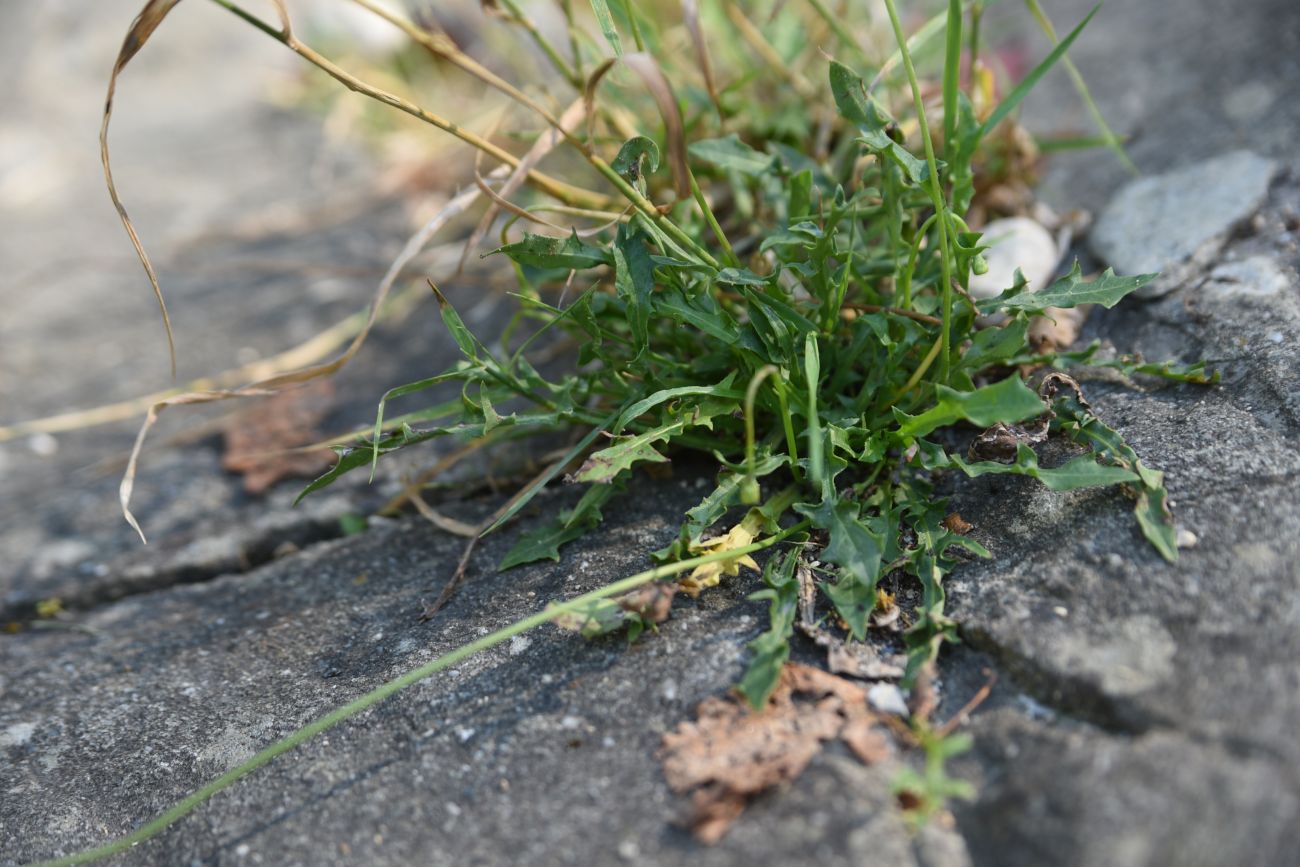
<box><xmin>689</xmin><ymin>168</ymin><xmax>739</xmax><ymax>267</ymax></box>
<box><xmin>942</xmin><ymin>0</ymin><xmax>963</xmax><ymax>152</ymax></box>
<box><xmin>497</xmin><ymin>0</ymin><xmax>581</xmax><ymax>86</ymax></box>
<box><xmin>885</xmin><ymin>331</ymin><xmax>944</xmax><ymax>409</ymax></box>
<box><xmin>36</xmin><ymin>520</ymin><xmax>810</xmax><ymax>867</ymax></box>
<box><xmin>899</xmin><ymin>211</ymin><xmax>941</xmax><ymax>309</ymax></box>
<box><xmin>619</xmin><ymin>0</ymin><xmax>647</xmax><ymax>52</ymax></box>
<box><xmin>559</xmin><ymin>0</ymin><xmax>586</xmax><ymax>83</ymax></box>
<box><xmin>882</xmin><ymin>0</ymin><xmax>955</xmax><ymax>385</ymax></box>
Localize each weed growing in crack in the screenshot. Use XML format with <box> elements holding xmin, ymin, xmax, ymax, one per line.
<box><xmin>53</xmin><ymin>0</ymin><xmax>1221</xmax><ymax>863</ymax></box>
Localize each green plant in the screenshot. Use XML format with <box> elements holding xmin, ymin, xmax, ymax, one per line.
<box><xmin>56</xmin><ymin>0</ymin><xmax>1219</xmax><ymax>862</ymax></box>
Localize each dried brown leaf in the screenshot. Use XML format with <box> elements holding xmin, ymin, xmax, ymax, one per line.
<box><xmin>941</xmin><ymin>513</ymin><xmax>973</xmax><ymax>535</ymax></box>
<box><xmin>621</xmin><ymin>53</ymin><xmax>690</xmax><ymax>200</ymax></box>
<box><xmin>661</xmin><ymin>663</ymin><xmax>891</xmax><ymax>843</ymax></box>
<box><xmin>221</xmin><ymin>381</ymin><xmax>335</xmax><ymax>494</ymax></box>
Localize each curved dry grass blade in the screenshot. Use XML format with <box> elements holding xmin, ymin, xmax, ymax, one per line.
<box><xmin>409</xmin><ymin>491</ymin><xmax>481</xmax><ymax>537</ymax></box>
<box><xmin>459</xmin><ymin>97</ymin><xmax>589</xmax><ymax>269</ymax></box>
<box><xmin>473</xmin><ymin>171</ymin><xmax>567</xmax><ymax>230</ymax></box>
<box><xmin>622</xmin><ymin>53</ymin><xmax>690</xmax><ymax>200</ymax></box>
<box><xmin>0</xmin><ymin>278</ymin><xmax>429</xmax><ymax>444</ymax></box>
<box><xmin>681</xmin><ymin>0</ymin><xmax>722</xmax><ymax>117</ymax></box>
<box><xmin>102</xmin><ymin>0</ymin><xmax>184</xmax><ymax>377</ymax></box>
<box><xmin>117</xmin><ymin>187</ymin><xmax>486</xmax><ymax>539</ymax></box>
<box><xmin>121</xmin><ymin>388</ymin><xmax>274</xmax><ymax>542</ymax></box>
<box><xmin>583</xmin><ymin>58</ymin><xmax>619</xmax><ymax>147</ymax></box>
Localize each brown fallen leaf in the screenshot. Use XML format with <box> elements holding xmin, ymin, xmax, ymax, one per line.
<box><xmin>941</xmin><ymin>513</ymin><xmax>973</xmax><ymax>535</ymax></box>
<box><xmin>661</xmin><ymin>663</ymin><xmax>892</xmax><ymax>843</ymax></box>
<box><xmin>221</xmin><ymin>381</ymin><xmax>335</xmax><ymax>493</ymax></box>
<box><xmin>617</xmin><ymin>582</ymin><xmax>677</xmax><ymax>624</ymax></box>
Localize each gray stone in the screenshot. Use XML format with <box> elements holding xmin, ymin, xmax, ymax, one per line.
<box><xmin>1089</xmin><ymin>150</ymin><xmax>1277</xmax><ymax>297</ymax></box>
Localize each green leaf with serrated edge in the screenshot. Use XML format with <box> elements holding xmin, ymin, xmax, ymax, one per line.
<box><xmin>829</xmin><ymin>61</ymin><xmax>933</xmax><ymax>184</ymax></box>
<box><xmin>978</xmin><ymin>261</ymin><xmax>1157</xmax><ymax>314</ymax></box>
<box><xmin>613</xmin><ymin>374</ymin><xmax>740</xmax><ymax>434</ymax></box>
<box><xmin>499</xmin><ymin>484</ymin><xmax>616</xmax><ymax>570</ymax></box>
<box><xmin>589</xmin><ymin>0</ymin><xmax>623</xmax><ymax>56</ymax></box>
<box><xmin>895</xmin><ymin>377</ymin><xmax>1045</xmax><ymax>438</ymax></box>
<box><xmin>657</xmin><ymin>286</ymin><xmax>738</xmax><ymax>342</ymax></box>
<box><xmin>613</xmin><ymin>223</ymin><xmax>655</xmax><ymax>354</ymax></box>
<box><xmin>500</xmin><ymin>521</ymin><xmax>588</xmax><ymax>571</ymax></box>
<box><xmin>573</xmin><ymin>420</ymin><xmax>681</xmax><ymax>484</ymax></box>
<box><xmin>738</xmin><ymin>548</ymin><xmax>800</xmax><ymax>709</ymax></box>
<box><xmin>491</xmin><ymin>230</ymin><xmax>613</xmax><ymax>270</ymax></box>
<box><xmin>688</xmin><ymin>134</ymin><xmax>774</xmax><ymax>176</ymax></box>
<box><xmin>611</xmin><ymin>136</ymin><xmax>660</xmax><ymax>182</ymax></box>
<box><xmin>961</xmin><ymin>318</ymin><xmax>1029</xmax><ymax>370</ymax></box>
<box><xmin>943</xmin><ymin>443</ymin><xmax>1139</xmax><ymax>491</ymax></box>
<box><xmin>794</xmin><ymin>499</ymin><xmax>883</xmax><ymax>639</ymax></box>
<box><xmin>714</xmin><ymin>267</ymin><xmax>771</xmax><ymax>286</ymax></box>
<box><xmin>297</xmin><ymin>422</ymin><xmax>477</xmax><ymax>503</ymax></box>
<box><xmin>1051</xmin><ymin>395</ymin><xmax>1178</xmax><ymax>562</ymax></box>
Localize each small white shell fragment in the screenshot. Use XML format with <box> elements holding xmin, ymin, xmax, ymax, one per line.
<box><xmin>968</xmin><ymin>216</ymin><xmax>1060</xmax><ymax>301</ymax></box>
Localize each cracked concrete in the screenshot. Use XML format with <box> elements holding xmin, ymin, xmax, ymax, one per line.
<box><xmin>3</xmin><ymin>0</ymin><xmax>1300</xmax><ymax>865</ymax></box>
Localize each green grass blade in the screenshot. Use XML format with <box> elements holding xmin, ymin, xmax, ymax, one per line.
<box><xmin>589</xmin><ymin>0</ymin><xmax>623</xmax><ymax>57</ymax></box>
<box><xmin>34</xmin><ymin>520</ymin><xmax>811</xmax><ymax>867</ymax></box>
<box><xmin>479</xmin><ymin>408</ymin><xmax>623</xmax><ymax>537</ymax></box>
<box><xmin>1023</xmin><ymin>0</ymin><xmax>1137</xmax><ymax>173</ymax></box>
<box><xmin>977</xmin><ymin>4</ymin><xmax>1099</xmax><ymax>140</ymax></box>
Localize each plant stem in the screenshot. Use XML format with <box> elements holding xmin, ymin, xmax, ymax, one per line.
<box><xmin>689</xmin><ymin>169</ymin><xmax>739</xmax><ymax>267</ymax></box>
<box><xmin>496</xmin><ymin>0</ymin><xmax>582</xmax><ymax>86</ymax></box>
<box><xmin>942</xmin><ymin>0</ymin><xmax>963</xmax><ymax>151</ymax></box>
<box><xmin>882</xmin><ymin>0</ymin><xmax>955</xmax><ymax>385</ymax></box>
<box><xmin>36</xmin><ymin>520</ymin><xmax>811</xmax><ymax>867</ymax></box>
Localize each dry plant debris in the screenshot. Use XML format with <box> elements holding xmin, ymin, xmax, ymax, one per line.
<box><xmin>661</xmin><ymin>663</ymin><xmax>892</xmax><ymax>843</ymax></box>
<box><xmin>221</xmin><ymin>381</ymin><xmax>335</xmax><ymax>493</ymax></box>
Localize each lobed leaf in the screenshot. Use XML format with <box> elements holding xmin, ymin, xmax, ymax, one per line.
<box><xmin>491</xmin><ymin>230</ymin><xmax>613</xmax><ymax>270</ymax></box>
<box><xmin>895</xmin><ymin>377</ymin><xmax>1045</xmax><ymax>438</ymax></box>
<box><xmin>978</xmin><ymin>261</ymin><xmax>1157</xmax><ymax>314</ymax></box>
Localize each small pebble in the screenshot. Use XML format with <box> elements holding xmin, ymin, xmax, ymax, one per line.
<box><xmin>27</xmin><ymin>433</ymin><xmax>58</xmax><ymax>456</ymax></box>
<box><xmin>1176</xmin><ymin>529</ymin><xmax>1199</xmax><ymax>549</ymax></box>
<box><xmin>867</xmin><ymin>683</ymin><xmax>909</xmax><ymax>717</ymax></box>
